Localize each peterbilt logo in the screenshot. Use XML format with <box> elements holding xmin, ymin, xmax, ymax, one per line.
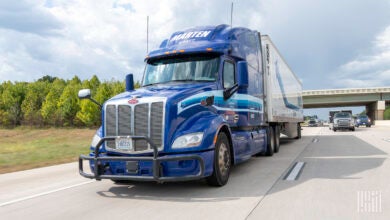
<box><xmin>128</xmin><ymin>97</ymin><xmax>138</xmax><ymax>104</ymax></box>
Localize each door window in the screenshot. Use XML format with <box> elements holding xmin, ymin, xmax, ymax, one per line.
<box><xmin>223</xmin><ymin>61</ymin><xmax>235</xmax><ymax>88</ymax></box>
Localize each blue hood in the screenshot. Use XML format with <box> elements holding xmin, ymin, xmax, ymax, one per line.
<box><xmin>109</xmin><ymin>82</ymin><xmax>217</xmax><ymax>104</ymax></box>
<box><xmin>105</xmin><ymin>82</ymin><xmax>219</xmax><ymax>153</ymax></box>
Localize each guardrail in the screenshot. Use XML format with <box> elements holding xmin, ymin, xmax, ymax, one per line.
<box><xmin>303</xmin><ymin>87</ymin><xmax>390</xmax><ymax>96</ymax></box>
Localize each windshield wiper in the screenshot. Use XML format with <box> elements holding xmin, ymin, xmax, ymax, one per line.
<box><xmin>143</xmin><ymin>82</ymin><xmax>162</xmax><ymax>87</ymax></box>
<box><xmin>170</xmin><ymin>79</ymin><xmax>195</xmax><ymax>82</ymax></box>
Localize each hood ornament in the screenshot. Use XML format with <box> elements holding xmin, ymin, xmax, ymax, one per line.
<box><xmin>128</xmin><ymin>96</ymin><xmax>139</xmax><ymax>104</ymax></box>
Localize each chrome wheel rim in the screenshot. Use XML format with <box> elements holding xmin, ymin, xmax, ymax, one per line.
<box><xmin>218</xmin><ymin>142</ymin><xmax>230</xmax><ymax>177</ymax></box>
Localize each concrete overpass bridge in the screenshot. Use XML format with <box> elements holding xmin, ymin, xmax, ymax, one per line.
<box><xmin>302</xmin><ymin>87</ymin><xmax>390</xmax><ymax>121</ymax></box>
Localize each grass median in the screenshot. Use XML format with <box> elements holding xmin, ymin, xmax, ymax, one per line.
<box><xmin>0</xmin><ymin>128</ymin><xmax>96</xmax><ymax>174</ymax></box>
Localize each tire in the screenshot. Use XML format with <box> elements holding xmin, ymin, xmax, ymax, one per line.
<box><xmin>265</xmin><ymin>127</ymin><xmax>275</xmax><ymax>156</ymax></box>
<box><xmin>294</xmin><ymin>123</ymin><xmax>302</xmax><ymax>139</ymax></box>
<box><xmin>351</xmin><ymin>127</ymin><xmax>355</xmax><ymax>131</ymax></box>
<box><xmin>206</xmin><ymin>133</ymin><xmax>231</xmax><ymax>187</ymax></box>
<box><xmin>274</xmin><ymin>125</ymin><xmax>280</xmax><ymax>153</ymax></box>
<box><xmin>333</xmin><ymin>128</ymin><xmax>337</xmax><ymax>132</ymax></box>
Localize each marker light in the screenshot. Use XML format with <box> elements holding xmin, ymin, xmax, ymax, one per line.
<box><xmin>206</xmin><ymin>48</ymin><xmax>213</xmax><ymax>51</ymax></box>
<box><xmin>91</xmin><ymin>132</ymin><xmax>102</xmax><ymax>148</ymax></box>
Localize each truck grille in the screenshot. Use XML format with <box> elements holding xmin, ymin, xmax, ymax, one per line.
<box><xmin>337</xmin><ymin>119</ymin><xmax>350</xmax><ymax>127</ymax></box>
<box><xmin>104</xmin><ymin>100</ymin><xmax>165</xmax><ymax>153</ymax></box>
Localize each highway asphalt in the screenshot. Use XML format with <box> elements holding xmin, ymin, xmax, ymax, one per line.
<box><xmin>1</xmin><ymin>126</ymin><xmax>389</xmax><ymax>219</ymax></box>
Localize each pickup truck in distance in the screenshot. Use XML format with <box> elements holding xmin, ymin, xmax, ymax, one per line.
<box><xmin>332</xmin><ymin>112</ymin><xmax>355</xmax><ymax>132</ymax></box>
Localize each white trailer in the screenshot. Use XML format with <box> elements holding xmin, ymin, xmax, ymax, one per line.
<box><xmin>261</xmin><ymin>35</ymin><xmax>304</xmax><ymax>138</ymax></box>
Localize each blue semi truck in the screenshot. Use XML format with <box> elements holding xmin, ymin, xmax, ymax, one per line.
<box><xmin>78</xmin><ymin>24</ymin><xmax>303</xmax><ymax>186</ymax></box>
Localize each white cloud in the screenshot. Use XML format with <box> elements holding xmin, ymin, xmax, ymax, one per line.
<box><xmin>0</xmin><ymin>0</ymin><xmax>389</xmax><ymax>90</ymax></box>
<box><xmin>335</xmin><ymin>26</ymin><xmax>390</xmax><ymax>88</ymax></box>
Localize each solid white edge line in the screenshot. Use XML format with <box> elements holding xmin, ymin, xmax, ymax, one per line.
<box><xmin>0</xmin><ymin>180</ymin><xmax>95</xmax><ymax>207</ymax></box>
<box><xmin>286</xmin><ymin>162</ymin><xmax>305</xmax><ymax>181</ymax></box>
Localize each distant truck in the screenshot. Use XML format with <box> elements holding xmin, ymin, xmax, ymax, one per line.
<box><xmin>329</xmin><ymin>110</ymin><xmax>355</xmax><ymax>131</ymax></box>
<box><xmin>329</xmin><ymin>110</ymin><xmax>352</xmax><ymax>124</ymax></box>
<box><xmin>78</xmin><ymin>24</ymin><xmax>303</xmax><ymax>186</ymax></box>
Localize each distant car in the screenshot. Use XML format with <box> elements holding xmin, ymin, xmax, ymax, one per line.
<box><xmin>308</xmin><ymin>119</ymin><xmax>318</xmax><ymax>127</ymax></box>
<box><xmin>333</xmin><ymin>112</ymin><xmax>355</xmax><ymax>131</ymax></box>
<box><xmin>355</xmin><ymin>115</ymin><xmax>371</xmax><ymax>127</ymax></box>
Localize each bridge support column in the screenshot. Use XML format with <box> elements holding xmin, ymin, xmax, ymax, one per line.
<box><xmin>367</xmin><ymin>101</ymin><xmax>385</xmax><ymax>123</ymax></box>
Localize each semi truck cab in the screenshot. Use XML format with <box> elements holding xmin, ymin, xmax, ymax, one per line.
<box><xmin>79</xmin><ymin>24</ymin><xmax>303</xmax><ymax>186</ymax></box>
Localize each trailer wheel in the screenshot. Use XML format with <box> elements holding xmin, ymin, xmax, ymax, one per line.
<box><xmin>265</xmin><ymin>127</ymin><xmax>275</xmax><ymax>156</ymax></box>
<box><xmin>207</xmin><ymin>132</ymin><xmax>231</xmax><ymax>186</ymax></box>
<box><xmin>295</xmin><ymin>123</ymin><xmax>302</xmax><ymax>139</ymax></box>
<box><xmin>274</xmin><ymin>125</ymin><xmax>280</xmax><ymax>153</ymax></box>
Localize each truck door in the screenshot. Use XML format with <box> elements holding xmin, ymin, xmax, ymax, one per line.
<box><xmin>222</xmin><ymin>60</ymin><xmax>239</xmax><ymax>128</ymax></box>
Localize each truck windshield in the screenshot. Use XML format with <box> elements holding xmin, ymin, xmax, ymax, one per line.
<box><xmin>334</xmin><ymin>112</ymin><xmax>351</xmax><ymax>118</ymax></box>
<box><xmin>143</xmin><ymin>55</ymin><xmax>220</xmax><ymax>86</ymax></box>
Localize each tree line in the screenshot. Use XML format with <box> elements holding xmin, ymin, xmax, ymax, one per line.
<box><xmin>0</xmin><ymin>75</ymin><xmax>140</xmax><ymax>128</ymax></box>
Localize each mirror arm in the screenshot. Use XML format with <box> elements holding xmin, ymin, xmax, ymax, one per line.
<box><xmin>223</xmin><ymin>84</ymin><xmax>239</xmax><ymax>100</ymax></box>
<box><xmin>89</xmin><ymin>98</ymin><xmax>102</xmax><ymax>109</ymax></box>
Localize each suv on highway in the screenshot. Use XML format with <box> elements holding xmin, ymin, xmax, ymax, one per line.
<box><xmin>355</xmin><ymin>115</ymin><xmax>372</xmax><ymax>127</ymax></box>
<box><xmin>308</xmin><ymin>119</ymin><xmax>318</xmax><ymax>127</ymax></box>
<box><xmin>333</xmin><ymin>112</ymin><xmax>355</xmax><ymax>131</ymax></box>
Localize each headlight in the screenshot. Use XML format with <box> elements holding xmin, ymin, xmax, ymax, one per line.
<box><xmin>91</xmin><ymin>133</ymin><xmax>102</xmax><ymax>148</ymax></box>
<box><xmin>172</xmin><ymin>132</ymin><xmax>204</xmax><ymax>149</ymax></box>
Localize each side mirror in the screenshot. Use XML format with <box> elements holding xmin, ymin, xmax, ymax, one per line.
<box><xmin>126</xmin><ymin>74</ymin><xmax>134</xmax><ymax>91</ymax></box>
<box><xmin>78</xmin><ymin>89</ymin><xmax>102</xmax><ymax>108</ymax></box>
<box><xmin>78</xmin><ymin>89</ymin><xmax>91</xmax><ymax>99</ymax></box>
<box><xmin>237</xmin><ymin>61</ymin><xmax>249</xmax><ymax>88</ymax></box>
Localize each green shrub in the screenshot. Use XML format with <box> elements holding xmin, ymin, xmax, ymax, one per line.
<box><xmin>384</xmin><ymin>107</ymin><xmax>390</xmax><ymax>120</ymax></box>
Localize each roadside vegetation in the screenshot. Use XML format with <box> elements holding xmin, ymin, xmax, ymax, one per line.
<box><xmin>385</xmin><ymin>107</ymin><xmax>390</xmax><ymax>120</ymax></box>
<box><xmin>0</xmin><ymin>128</ymin><xmax>95</xmax><ymax>174</ymax></box>
<box><xmin>0</xmin><ymin>75</ymin><xmax>140</xmax><ymax>128</ymax></box>
<box><xmin>0</xmin><ymin>75</ymin><xmax>141</xmax><ymax>173</ymax></box>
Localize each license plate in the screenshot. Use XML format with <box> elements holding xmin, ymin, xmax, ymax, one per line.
<box><xmin>115</xmin><ymin>137</ymin><xmax>133</xmax><ymax>151</ymax></box>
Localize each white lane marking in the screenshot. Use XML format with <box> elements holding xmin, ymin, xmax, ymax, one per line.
<box><xmin>285</xmin><ymin>162</ymin><xmax>305</xmax><ymax>181</ymax></box>
<box><xmin>312</xmin><ymin>138</ymin><xmax>319</xmax><ymax>143</ymax></box>
<box><xmin>0</xmin><ymin>180</ymin><xmax>95</xmax><ymax>207</ymax></box>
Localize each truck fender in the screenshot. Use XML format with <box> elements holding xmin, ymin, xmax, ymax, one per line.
<box><xmin>170</xmin><ymin>113</ymin><xmax>230</xmax><ymax>152</ymax></box>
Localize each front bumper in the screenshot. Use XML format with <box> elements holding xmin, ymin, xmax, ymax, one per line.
<box><xmin>79</xmin><ymin>136</ymin><xmax>206</xmax><ymax>182</ymax></box>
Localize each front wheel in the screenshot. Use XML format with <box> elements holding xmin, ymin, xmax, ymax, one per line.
<box><xmin>207</xmin><ymin>133</ymin><xmax>231</xmax><ymax>186</ymax></box>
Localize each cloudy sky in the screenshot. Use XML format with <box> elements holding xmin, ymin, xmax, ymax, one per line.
<box><xmin>0</xmin><ymin>0</ymin><xmax>389</xmax><ymax>117</ymax></box>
